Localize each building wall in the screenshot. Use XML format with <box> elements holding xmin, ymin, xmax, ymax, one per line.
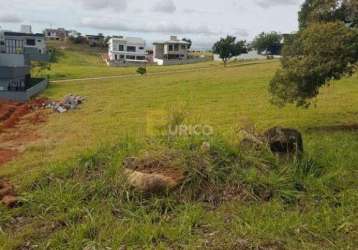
<box><xmin>0</xmin><ymin>53</ymin><xmax>25</xmax><ymax>66</ymax></box>
<box><xmin>153</xmin><ymin>44</ymin><xmax>164</xmax><ymax>59</ymax></box>
<box><xmin>154</xmin><ymin>43</ymin><xmax>188</xmax><ymax>60</ymax></box>
<box><xmin>4</xmin><ymin>34</ymin><xmax>46</xmax><ymax>54</ymax></box>
<box><xmin>0</xmin><ymin>78</ymin><xmax>48</xmax><ymax>102</ymax></box>
<box><xmin>108</xmin><ymin>38</ymin><xmax>147</xmax><ymax>63</ymax></box>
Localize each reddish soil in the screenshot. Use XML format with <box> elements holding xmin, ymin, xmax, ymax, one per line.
<box><xmin>0</xmin><ymin>98</ymin><xmax>49</xmax><ymax>167</ymax></box>
<box><xmin>0</xmin><ymin>148</ymin><xmax>18</xmax><ymax>165</ymax></box>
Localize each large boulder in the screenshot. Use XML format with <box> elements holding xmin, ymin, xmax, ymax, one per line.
<box><xmin>263</xmin><ymin>127</ymin><xmax>303</xmax><ymax>158</ymax></box>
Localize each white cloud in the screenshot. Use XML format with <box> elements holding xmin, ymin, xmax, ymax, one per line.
<box><xmin>78</xmin><ymin>0</ymin><xmax>128</xmax><ymax>11</ymax></box>
<box><xmin>255</xmin><ymin>0</ymin><xmax>301</xmax><ymax>8</ymax></box>
<box><xmin>0</xmin><ymin>14</ymin><xmax>22</xmax><ymax>23</ymax></box>
<box><xmin>81</xmin><ymin>16</ymin><xmax>215</xmax><ymax>35</ymax></box>
<box><xmin>152</xmin><ymin>0</ymin><xmax>176</xmax><ymax>13</ymax></box>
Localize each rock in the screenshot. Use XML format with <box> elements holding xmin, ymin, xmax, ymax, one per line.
<box><xmin>124</xmin><ymin>169</ymin><xmax>180</xmax><ymax>193</ymax></box>
<box><xmin>1</xmin><ymin>195</ymin><xmax>18</xmax><ymax>208</ymax></box>
<box><xmin>264</xmin><ymin>127</ymin><xmax>303</xmax><ymax>158</ymax></box>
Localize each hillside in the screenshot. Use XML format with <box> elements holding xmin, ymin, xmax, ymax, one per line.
<box><xmin>0</xmin><ymin>43</ymin><xmax>358</xmax><ymax>249</ymax></box>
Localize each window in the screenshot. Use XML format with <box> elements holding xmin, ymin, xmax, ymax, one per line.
<box><xmin>126</xmin><ymin>55</ymin><xmax>135</xmax><ymax>60</ymax></box>
<box><xmin>127</xmin><ymin>46</ymin><xmax>136</xmax><ymax>52</ymax></box>
<box><xmin>26</xmin><ymin>39</ymin><xmax>35</xmax><ymax>46</ymax></box>
<box><xmin>37</xmin><ymin>40</ymin><xmax>42</xmax><ymax>43</ymax></box>
<box><xmin>139</xmin><ymin>47</ymin><xmax>144</xmax><ymax>50</ymax></box>
<box><xmin>174</xmin><ymin>44</ymin><xmax>179</xmax><ymax>51</ymax></box>
<box><xmin>0</xmin><ymin>41</ymin><xmax>4</xmax><ymax>45</ymax></box>
<box><xmin>115</xmin><ymin>54</ymin><xmax>118</xmax><ymax>60</ymax></box>
<box><xmin>120</xmin><ymin>55</ymin><xmax>125</xmax><ymax>59</ymax></box>
<box><xmin>168</xmin><ymin>45</ymin><xmax>173</xmax><ymax>51</ymax></box>
<box><xmin>136</xmin><ymin>56</ymin><xmax>145</xmax><ymax>60</ymax></box>
<box><xmin>118</xmin><ymin>45</ymin><xmax>124</xmax><ymax>51</ymax></box>
<box><xmin>181</xmin><ymin>45</ymin><xmax>186</xmax><ymax>50</ymax></box>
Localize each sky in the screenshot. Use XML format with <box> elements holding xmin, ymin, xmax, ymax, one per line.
<box><xmin>0</xmin><ymin>0</ymin><xmax>305</xmax><ymax>49</ymax></box>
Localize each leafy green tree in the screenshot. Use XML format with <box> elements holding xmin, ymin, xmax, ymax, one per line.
<box><xmin>270</xmin><ymin>22</ymin><xmax>358</xmax><ymax>107</ymax></box>
<box><xmin>182</xmin><ymin>38</ymin><xmax>192</xmax><ymax>49</ymax></box>
<box><xmin>212</xmin><ymin>36</ymin><xmax>247</xmax><ymax>66</ymax></box>
<box><xmin>299</xmin><ymin>0</ymin><xmax>358</xmax><ymax>29</ymax></box>
<box><xmin>252</xmin><ymin>32</ymin><xmax>282</xmax><ymax>55</ymax></box>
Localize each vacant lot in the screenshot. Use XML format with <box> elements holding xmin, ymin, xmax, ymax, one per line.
<box><xmin>0</xmin><ymin>45</ymin><xmax>357</xmax><ymax>249</ymax></box>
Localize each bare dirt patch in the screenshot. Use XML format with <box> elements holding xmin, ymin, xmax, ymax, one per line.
<box><xmin>0</xmin><ymin>99</ymin><xmax>50</xmax><ymax>166</ymax></box>
<box><xmin>123</xmin><ymin>152</ymin><xmax>186</xmax><ymax>193</ymax></box>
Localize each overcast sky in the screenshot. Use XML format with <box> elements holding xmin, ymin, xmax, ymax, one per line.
<box><xmin>0</xmin><ymin>0</ymin><xmax>304</xmax><ymax>49</ymax></box>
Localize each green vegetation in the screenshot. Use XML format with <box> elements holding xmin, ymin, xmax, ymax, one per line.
<box><xmin>270</xmin><ymin>0</ymin><xmax>358</xmax><ymax>107</ymax></box>
<box><xmin>212</xmin><ymin>36</ymin><xmax>247</xmax><ymax>66</ymax></box>
<box><xmin>252</xmin><ymin>32</ymin><xmax>282</xmax><ymax>56</ymax></box>
<box><xmin>1</xmin><ymin>42</ymin><xmax>358</xmax><ymax>249</ymax></box>
<box><xmin>44</xmin><ymin>40</ymin><xmax>219</xmax><ymax>80</ymax></box>
<box><xmin>299</xmin><ymin>0</ymin><xmax>358</xmax><ymax>29</ymax></box>
<box><xmin>270</xmin><ymin>22</ymin><xmax>358</xmax><ymax>107</ymax></box>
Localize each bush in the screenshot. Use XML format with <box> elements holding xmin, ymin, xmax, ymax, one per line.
<box><xmin>137</xmin><ymin>67</ymin><xmax>147</xmax><ymax>76</ymax></box>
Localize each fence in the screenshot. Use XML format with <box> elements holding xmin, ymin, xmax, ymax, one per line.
<box><xmin>0</xmin><ymin>78</ymin><xmax>48</xmax><ymax>102</ymax></box>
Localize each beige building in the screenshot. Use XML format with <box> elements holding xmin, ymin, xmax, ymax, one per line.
<box><xmin>153</xmin><ymin>36</ymin><xmax>190</xmax><ymax>65</ymax></box>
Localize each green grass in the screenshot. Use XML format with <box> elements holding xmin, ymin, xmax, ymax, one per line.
<box><xmin>1</xmin><ymin>43</ymin><xmax>358</xmax><ymax>249</ymax></box>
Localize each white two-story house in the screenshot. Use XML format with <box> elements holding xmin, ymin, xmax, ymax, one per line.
<box><xmin>108</xmin><ymin>37</ymin><xmax>147</xmax><ymax>65</ymax></box>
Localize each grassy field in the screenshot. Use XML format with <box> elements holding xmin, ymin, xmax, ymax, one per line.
<box><xmin>0</xmin><ymin>43</ymin><xmax>357</xmax><ymax>249</ymax></box>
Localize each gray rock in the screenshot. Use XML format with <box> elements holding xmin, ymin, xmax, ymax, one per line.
<box><xmin>263</xmin><ymin>127</ymin><xmax>303</xmax><ymax>158</ymax></box>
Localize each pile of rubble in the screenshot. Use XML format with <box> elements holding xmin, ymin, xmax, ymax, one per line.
<box><xmin>44</xmin><ymin>94</ymin><xmax>85</xmax><ymax>113</ymax></box>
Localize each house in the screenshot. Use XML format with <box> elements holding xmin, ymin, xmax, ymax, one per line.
<box><xmin>86</xmin><ymin>34</ymin><xmax>105</xmax><ymax>47</ymax></box>
<box><xmin>1</xmin><ymin>31</ymin><xmax>46</xmax><ymax>54</ymax></box>
<box><xmin>0</xmin><ymin>30</ymin><xmax>49</xmax><ymax>102</ymax></box>
<box><xmin>108</xmin><ymin>36</ymin><xmax>147</xmax><ymax>65</ymax></box>
<box><xmin>43</xmin><ymin>28</ymin><xmax>67</xmax><ymax>40</ymax></box>
<box><xmin>153</xmin><ymin>36</ymin><xmax>190</xmax><ymax>65</ymax></box>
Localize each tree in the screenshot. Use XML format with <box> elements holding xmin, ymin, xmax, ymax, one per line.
<box><xmin>299</xmin><ymin>0</ymin><xmax>358</xmax><ymax>29</ymax></box>
<box><xmin>212</xmin><ymin>36</ymin><xmax>247</xmax><ymax>66</ymax></box>
<box><xmin>182</xmin><ymin>38</ymin><xmax>192</xmax><ymax>49</ymax></box>
<box><xmin>252</xmin><ymin>32</ymin><xmax>282</xmax><ymax>55</ymax></box>
<box><xmin>269</xmin><ymin>22</ymin><xmax>358</xmax><ymax>107</ymax></box>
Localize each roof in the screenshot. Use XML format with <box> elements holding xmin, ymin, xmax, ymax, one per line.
<box><xmin>4</xmin><ymin>32</ymin><xmax>44</xmax><ymax>38</ymax></box>
<box><xmin>111</xmin><ymin>36</ymin><xmax>145</xmax><ymax>44</ymax></box>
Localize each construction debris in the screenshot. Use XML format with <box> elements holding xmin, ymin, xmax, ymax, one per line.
<box><xmin>44</xmin><ymin>94</ymin><xmax>85</xmax><ymax>113</ymax></box>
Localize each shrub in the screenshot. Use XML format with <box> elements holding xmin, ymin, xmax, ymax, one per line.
<box><xmin>136</xmin><ymin>67</ymin><xmax>147</xmax><ymax>76</ymax></box>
